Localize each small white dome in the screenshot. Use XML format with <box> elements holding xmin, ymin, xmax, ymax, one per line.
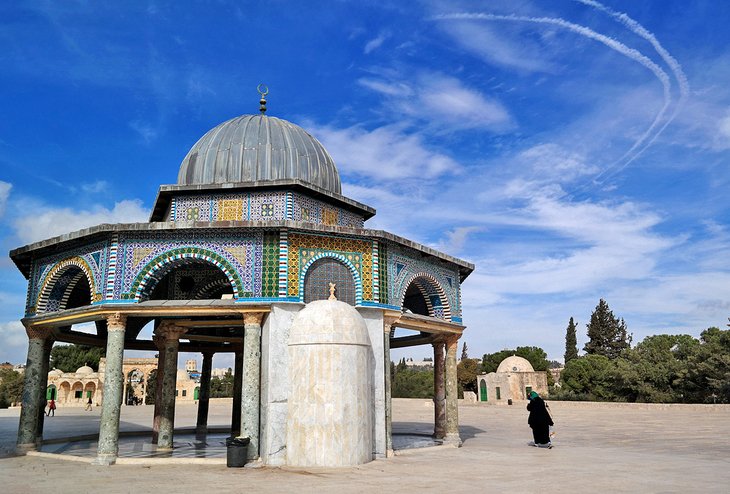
<box><xmin>48</xmin><ymin>368</ymin><xmax>63</xmax><ymax>377</ymax></box>
<box><xmin>75</xmin><ymin>365</ymin><xmax>94</xmax><ymax>375</ymax></box>
<box><xmin>496</xmin><ymin>356</ymin><xmax>534</xmax><ymax>373</ymax></box>
<box><xmin>289</xmin><ymin>299</ymin><xmax>369</xmax><ymax>346</ymax></box>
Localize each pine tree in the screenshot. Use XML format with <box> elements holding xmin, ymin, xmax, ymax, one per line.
<box><xmin>584</xmin><ymin>299</ymin><xmax>632</xmax><ymax>359</ymax></box>
<box><xmin>461</xmin><ymin>342</ymin><xmax>469</xmax><ymax>360</ymax></box>
<box><xmin>564</xmin><ymin>317</ymin><xmax>579</xmax><ymax>363</ymax></box>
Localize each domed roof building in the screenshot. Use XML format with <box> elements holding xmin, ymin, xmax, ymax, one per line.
<box><xmin>11</xmin><ymin>90</ymin><xmax>473</xmax><ymax>466</ymax></box>
<box><xmin>477</xmin><ymin>355</ymin><xmax>548</xmax><ymax>404</ymax></box>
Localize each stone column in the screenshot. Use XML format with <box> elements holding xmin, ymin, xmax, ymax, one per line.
<box><xmin>196</xmin><ymin>351</ymin><xmax>213</xmax><ymax>437</ymax></box>
<box><xmin>151</xmin><ymin>333</ymin><xmax>166</xmax><ymax>444</ymax></box>
<box><xmin>94</xmin><ymin>313</ymin><xmax>127</xmax><ymax>465</ymax></box>
<box><xmin>231</xmin><ymin>351</ymin><xmax>243</xmax><ymax>437</ymax></box>
<box><xmin>432</xmin><ymin>340</ymin><xmax>446</xmax><ymax>439</ymax></box>
<box><xmin>155</xmin><ymin>322</ymin><xmax>187</xmax><ymax>450</ymax></box>
<box><xmin>444</xmin><ymin>334</ymin><xmax>462</xmax><ymax>446</ymax></box>
<box><xmin>16</xmin><ymin>326</ymin><xmax>53</xmax><ymax>453</ymax></box>
<box><xmin>242</xmin><ymin>312</ymin><xmax>264</xmax><ymax>459</ymax></box>
<box><xmin>382</xmin><ymin>315</ymin><xmax>399</xmax><ymax>457</ymax></box>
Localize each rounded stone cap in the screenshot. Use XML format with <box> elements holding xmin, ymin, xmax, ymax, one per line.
<box><xmin>496</xmin><ymin>356</ymin><xmax>534</xmax><ymax>373</ymax></box>
<box><xmin>48</xmin><ymin>368</ymin><xmax>63</xmax><ymax>377</ymax></box>
<box><xmin>75</xmin><ymin>365</ymin><xmax>94</xmax><ymax>375</ymax></box>
<box><xmin>289</xmin><ymin>299</ymin><xmax>370</xmax><ymax>346</ymax></box>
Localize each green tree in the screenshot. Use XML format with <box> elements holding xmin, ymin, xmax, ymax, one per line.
<box><xmin>556</xmin><ymin>354</ymin><xmax>617</xmax><ymax>401</ymax></box>
<box><xmin>210</xmin><ymin>368</ymin><xmax>234</xmax><ymax>398</ymax></box>
<box><xmin>0</xmin><ymin>368</ymin><xmax>24</xmax><ymax>408</ymax></box>
<box><xmin>457</xmin><ymin>358</ymin><xmax>479</xmax><ymax>395</ymax></box>
<box><xmin>564</xmin><ymin>317</ymin><xmax>579</xmax><ymax>363</ymax></box>
<box><xmin>584</xmin><ymin>299</ymin><xmax>632</xmax><ymax>359</ymax></box>
<box><xmin>391</xmin><ymin>367</ymin><xmax>434</xmax><ymax>398</ymax></box>
<box><xmin>461</xmin><ymin>342</ymin><xmax>469</xmax><ymax>360</ymax></box>
<box><xmin>681</xmin><ymin>327</ymin><xmax>730</xmax><ymax>403</ymax></box>
<box><xmin>50</xmin><ymin>344</ymin><xmax>105</xmax><ymax>372</ymax></box>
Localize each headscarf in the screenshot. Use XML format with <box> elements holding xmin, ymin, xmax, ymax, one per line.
<box><xmin>529</xmin><ymin>391</ymin><xmax>539</xmax><ymax>400</ymax></box>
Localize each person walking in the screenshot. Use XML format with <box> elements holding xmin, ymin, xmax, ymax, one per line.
<box><xmin>527</xmin><ymin>391</ymin><xmax>553</xmax><ymax>448</ymax></box>
<box><xmin>85</xmin><ymin>396</ymin><xmax>93</xmax><ymax>411</ymax></box>
<box><xmin>47</xmin><ymin>398</ymin><xmax>56</xmax><ymax>417</ymax></box>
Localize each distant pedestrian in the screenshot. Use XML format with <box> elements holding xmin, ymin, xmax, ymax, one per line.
<box><xmin>47</xmin><ymin>399</ymin><xmax>56</xmax><ymax>417</ymax></box>
<box><xmin>85</xmin><ymin>396</ymin><xmax>93</xmax><ymax>411</ymax></box>
<box><xmin>527</xmin><ymin>391</ymin><xmax>553</xmax><ymax>448</ymax></box>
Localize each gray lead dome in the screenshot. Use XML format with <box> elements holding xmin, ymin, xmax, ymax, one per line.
<box><xmin>178</xmin><ymin>114</ymin><xmax>342</xmax><ymax>194</ymax></box>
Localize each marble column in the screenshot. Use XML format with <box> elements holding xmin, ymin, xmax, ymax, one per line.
<box><xmin>151</xmin><ymin>333</ymin><xmax>166</xmax><ymax>444</ymax></box>
<box><xmin>155</xmin><ymin>322</ymin><xmax>187</xmax><ymax>450</ymax></box>
<box><xmin>432</xmin><ymin>340</ymin><xmax>446</xmax><ymax>439</ymax></box>
<box><xmin>382</xmin><ymin>315</ymin><xmax>399</xmax><ymax>457</ymax></box>
<box><xmin>196</xmin><ymin>351</ymin><xmax>213</xmax><ymax>437</ymax></box>
<box><xmin>242</xmin><ymin>312</ymin><xmax>264</xmax><ymax>459</ymax></box>
<box><xmin>94</xmin><ymin>313</ymin><xmax>127</xmax><ymax>465</ymax></box>
<box><xmin>231</xmin><ymin>351</ymin><xmax>243</xmax><ymax>437</ymax></box>
<box><xmin>16</xmin><ymin>326</ymin><xmax>53</xmax><ymax>453</ymax></box>
<box><xmin>444</xmin><ymin>334</ymin><xmax>462</xmax><ymax>446</ymax></box>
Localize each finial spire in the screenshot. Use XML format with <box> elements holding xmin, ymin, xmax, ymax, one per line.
<box><xmin>328</xmin><ymin>282</ymin><xmax>337</xmax><ymax>300</ymax></box>
<box><xmin>257</xmin><ymin>84</ymin><xmax>269</xmax><ymax>114</ymax></box>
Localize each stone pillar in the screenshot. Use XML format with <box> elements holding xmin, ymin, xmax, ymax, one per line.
<box><xmin>382</xmin><ymin>315</ymin><xmax>399</xmax><ymax>457</ymax></box>
<box><xmin>432</xmin><ymin>340</ymin><xmax>446</xmax><ymax>439</ymax></box>
<box><xmin>94</xmin><ymin>313</ymin><xmax>127</xmax><ymax>465</ymax></box>
<box><xmin>196</xmin><ymin>351</ymin><xmax>213</xmax><ymax>437</ymax></box>
<box><xmin>444</xmin><ymin>334</ymin><xmax>462</xmax><ymax>446</ymax></box>
<box><xmin>242</xmin><ymin>312</ymin><xmax>264</xmax><ymax>459</ymax></box>
<box><xmin>231</xmin><ymin>350</ymin><xmax>243</xmax><ymax>437</ymax></box>
<box><xmin>152</xmin><ymin>333</ymin><xmax>166</xmax><ymax>444</ymax></box>
<box><xmin>16</xmin><ymin>326</ymin><xmax>53</xmax><ymax>453</ymax></box>
<box><xmin>155</xmin><ymin>322</ymin><xmax>187</xmax><ymax>450</ymax></box>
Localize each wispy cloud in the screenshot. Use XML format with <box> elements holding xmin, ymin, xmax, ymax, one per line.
<box><xmin>0</xmin><ymin>181</ymin><xmax>11</xmax><ymax>217</ymax></box>
<box><xmin>80</xmin><ymin>180</ymin><xmax>109</xmax><ymax>194</ymax></box>
<box><xmin>0</xmin><ymin>320</ymin><xmax>28</xmax><ymax>362</ymax></box>
<box><xmin>358</xmin><ymin>72</ymin><xmax>514</xmax><ymax>131</ymax></box>
<box><xmin>129</xmin><ymin>120</ymin><xmax>159</xmax><ymax>144</ymax></box>
<box><xmin>364</xmin><ymin>31</ymin><xmax>389</xmax><ymax>54</ymax></box>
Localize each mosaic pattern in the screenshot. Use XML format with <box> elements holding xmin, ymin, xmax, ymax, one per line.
<box><xmin>28</xmin><ymin>242</ymin><xmax>108</xmax><ymax>315</ymax></box>
<box><xmin>290</xmin><ymin>192</ymin><xmax>364</xmax><ymax>228</ymax></box>
<box><xmin>172</xmin><ymin>192</ymin><xmax>287</xmax><ymax>222</ymax></box>
<box><xmin>300</xmin><ymin>252</ymin><xmax>363</xmax><ymax>305</ymax></box>
<box><xmin>262</xmin><ymin>232</ymin><xmax>280</xmax><ymax>297</ymax></box>
<box><xmin>378</xmin><ymin>242</ymin><xmax>389</xmax><ymax>304</ymax></box>
<box><xmin>114</xmin><ymin>230</ymin><xmax>263</xmax><ymax>300</ymax></box>
<box><xmin>385</xmin><ymin>243</ymin><xmax>461</xmax><ymax>320</ymax></box>
<box><xmin>287</xmin><ymin>233</ymin><xmax>373</xmax><ymax>302</ymax></box>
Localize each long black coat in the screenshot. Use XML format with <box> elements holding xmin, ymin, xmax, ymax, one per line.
<box><xmin>527</xmin><ymin>396</ymin><xmax>553</xmax><ymax>428</ymax></box>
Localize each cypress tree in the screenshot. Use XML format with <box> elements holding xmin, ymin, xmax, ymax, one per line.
<box><xmin>584</xmin><ymin>299</ymin><xmax>632</xmax><ymax>359</ymax></box>
<box><xmin>564</xmin><ymin>317</ymin><xmax>579</xmax><ymax>363</ymax></box>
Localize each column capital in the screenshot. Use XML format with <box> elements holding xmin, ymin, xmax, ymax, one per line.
<box><xmin>155</xmin><ymin>322</ymin><xmax>187</xmax><ymax>341</ymax></box>
<box><xmin>444</xmin><ymin>334</ymin><xmax>461</xmax><ymax>348</ymax></box>
<box><xmin>243</xmin><ymin>312</ymin><xmax>265</xmax><ymax>326</ymax></box>
<box><xmin>383</xmin><ymin>313</ymin><xmax>400</xmax><ymax>334</ymax></box>
<box><xmin>106</xmin><ymin>313</ymin><xmax>127</xmax><ymax>331</ymax></box>
<box><xmin>25</xmin><ymin>325</ymin><xmax>52</xmax><ymax>340</ymax></box>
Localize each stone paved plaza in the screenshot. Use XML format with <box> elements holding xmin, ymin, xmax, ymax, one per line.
<box><xmin>0</xmin><ymin>398</ymin><xmax>728</xmax><ymax>493</ymax></box>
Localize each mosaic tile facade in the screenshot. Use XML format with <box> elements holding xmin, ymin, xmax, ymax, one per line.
<box><xmin>28</xmin><ymin>242</ymin><xmax>108</xmax><ymax>315</ymax></box>
<box><xmin>262</xmin><ymin>232</ymin><xmax>280</xmax><ymax>298</ymax></box>
<box><xmin>171</xmin><ymin>191</ymin><xmax>287</xmax><ymax>222</ymax></box>
<box><xmin>384</xmin><ymin>242</ymin><xmax>461</xmax><ymax>320</ymax></box>
<box><xmin>290</xmin><ymin>192</ymin><xmax>364</xmax><ymax>228</ymax></box>
<box><xmin>113</xmin><ymin>230</ymin><xmax>264</xmax><ymax>300</ymax></box>
<box><xmin>287</xmin><ymin>233</ymin><xmax>374</xmax><ymax>302</ymax></box>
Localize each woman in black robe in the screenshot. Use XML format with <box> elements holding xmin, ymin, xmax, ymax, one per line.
<box><xmin>527</xmin><ymin>391</ymin><xmax>553</xmax><ymax>448</ymax></box>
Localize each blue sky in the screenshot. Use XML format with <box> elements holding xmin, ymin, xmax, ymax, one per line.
<box><xmin>1</xmin><ymin>0</ymin><xmax>729</xmax><ymax>367</ymax></box>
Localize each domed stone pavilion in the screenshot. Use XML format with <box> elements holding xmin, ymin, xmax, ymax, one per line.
<box><xmin>11</xmin><ymin>92</ymin><xmax>474</xmax><ymax>466</ymax></box>
<box><xmin>476</xmin><ymin>355</ymin><xmax>548</xmax><ymax>403</ymax></box>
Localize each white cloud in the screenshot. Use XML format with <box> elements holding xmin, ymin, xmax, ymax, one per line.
<box><xmin>129</xmin><ymin>120</ymin><xmax>158</xmax><ymax>143</ymax></box>
<box><xmin>0</xmin><ymin>181</ymin><xmax>11</xmax><ymax>217</ymax></box>
<box><xmin>310</xmin><ymin>123</ymin><xmax>460</xmax><ymax>181</ymax></box>
<box><xmin>358</xmin><ymin>72</ymin><xmax>513</xmax><ymax>131</ymax></box>
<box><xmin>0</xmin><ymin>320</ymin><xmax>28</xmax><ymax>358</ymax></box>
<box><xmin>364</xmin><ymin>32</ymin><xmax>389</xmax><ymax>54</ymax></box>
<box><xmin>12</xmin><ymin>199</ymin><xmax>149</xmax><ymax>245</ymax></box>
<box><xmin>80</xmin><ymin>180</ymin><xmax>109</xmax><ymax>194</ymax></box>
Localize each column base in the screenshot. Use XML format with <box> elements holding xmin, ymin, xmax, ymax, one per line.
<box><xmin>16</xmin><ymin>442</ymin><xmax>37</xmax><ymax>454</ymax></box>
<box><xmin>443</xmin><ymin>433</ymin><xmax>462</xmax><ymax>447</ymax></box>
<box><xmin>92</xmin><ymin>454</ymin><xmax>117</xmax><ymax>466</ymax></box>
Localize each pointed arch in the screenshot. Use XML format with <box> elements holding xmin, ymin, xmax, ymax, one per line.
<box><xmin>129</xmin><ymin>247</ymin><xmax>244</xmax><ymax>301</ymax></box>
<box><xmin>36</xmin><ymin>257</ymin><xmax>97</xmax><ymax>313</ymax></box>
<box><xmin>300</xmin><ymin>252</ymin><xmax>363</xmax><ymax>305</ymax></box>
<box><xmin>399</xmin><ymin>272</ymin><xmax>451</xmax><ymax>321</ymax></box>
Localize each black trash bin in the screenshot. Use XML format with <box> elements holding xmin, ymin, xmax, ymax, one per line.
<box><xmin>226</xmin><ymin>436</ymin><xmax>250</xmax><ymax>467</ymax></box>
<box><xmin>507</xmin><ymin>399</ymin><xmax>513</xmax><ymax>405</ymax></box>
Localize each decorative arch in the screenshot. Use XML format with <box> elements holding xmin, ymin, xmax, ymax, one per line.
<box><xmin>36</xmin><ymin>257</ymin><xmax>97</xmax><ymax>313</ymax></box>
<box><xmin>129</xmin><ymin>247</ymin><xmax>244</xmax><ymax>301</ymax></box>
<box><xmin>300</xmin><ymin>253</ymin><xmax>363</xmax><ymax>305</ymax></box>
<box><xmin>399</xmin><ymin>272</ymin><xmax>451</xmax><ymax>321</ymax></box>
